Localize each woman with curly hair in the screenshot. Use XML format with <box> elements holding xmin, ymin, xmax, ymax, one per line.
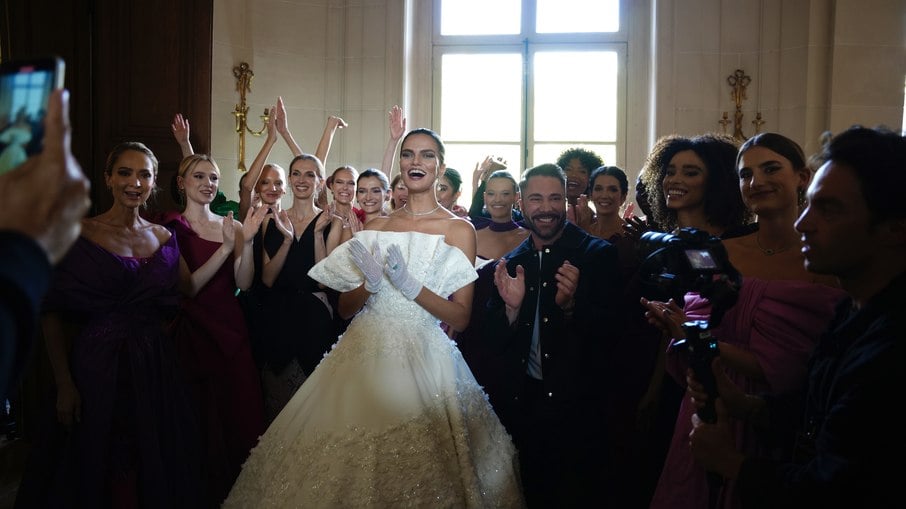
<box><xmin>640</xmin><ymin>133</ymin><xmax>753</xmax><ymax>237</ymax></box>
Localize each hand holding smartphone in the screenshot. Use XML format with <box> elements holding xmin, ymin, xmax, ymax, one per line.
<box><xmin>0</xmin><ymin>56</ymin><xmax>65</xmax><ymax>175</ymax></box>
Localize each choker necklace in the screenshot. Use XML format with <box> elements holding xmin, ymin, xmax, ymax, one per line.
<box><xmin>756</xmin><ymin>232</ymin><xmax>793</xmax><ymax>256</ymax></box>
<box><xmin>403</xmin><ymin>204</ymin><xmax>441</xmax><ymax>217</ymax></box>
<box><xmin>488</xmin><ymin>220</ymin><xmax>520</xmax><ymax>232</ymax></box>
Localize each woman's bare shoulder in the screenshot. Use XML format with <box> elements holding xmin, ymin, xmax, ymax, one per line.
<box><xmin>364</xmin><ymin>216</ymin><xmax>391</xmax><ymax>231</ymax></box>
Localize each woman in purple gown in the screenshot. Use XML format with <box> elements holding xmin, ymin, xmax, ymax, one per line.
<box><xmin>15</xmin><ymin>142</ymin><xmax>201</xmax><ymax>508</ymax></box>
<box><xmin>163</xmin><ymin>154</ymin><xmax>266</xmax><ymax>507</ymax></box>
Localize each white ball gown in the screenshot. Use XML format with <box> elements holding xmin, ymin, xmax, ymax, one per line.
<box><xmin>223</xmin><ymin>230</ymin><xmax>525</xmax><ymax>508</ymax></box>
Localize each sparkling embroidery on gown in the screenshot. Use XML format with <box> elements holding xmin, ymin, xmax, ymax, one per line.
<box><xmin>224</xmin><ymin>231</ymin><xmax>525</xmax><ymax>508</ymax></box>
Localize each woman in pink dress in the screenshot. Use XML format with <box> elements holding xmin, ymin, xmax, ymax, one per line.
<box><xmin>643</xmin><ymin>133</ymin><xmax>847</xmax><ymax>509</ymax></box>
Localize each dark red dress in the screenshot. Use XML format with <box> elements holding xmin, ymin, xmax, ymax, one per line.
<box><xmin>165</xmin><ymin>214</ymin><xmax>265</xmax><ymax>507</ymax></box>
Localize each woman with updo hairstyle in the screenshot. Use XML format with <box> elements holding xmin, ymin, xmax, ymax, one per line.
<box><xmin>577</xmin><ymin>165</ymin><xmax>630</xmax><ymax>240</ymax></box>
<box><xmin>437</xmin><ymin>167</ymin><xmax>468</xmax><ymax>217</ymax></box>
<box><xmin>17</xmin><ymin>142</ymin><xmax>202</xmax><ymax>507</ymax></box>
<box><xmin>640</xmin><ymin>133</ymin><xmax>753</xmax><ymax>237</ymax></box>
<box><xmin>164</xmin><ymin>153</ymin><xmax>265</xmax><ymax>505</ymax></box>
<box><xmin>454</xmin><ymin>168</ymin><xmax>529</xmax><ymax>420</ymax></box>
<box><xmin>356</xmin><ymin>168</ymin><xmax>391</xmax><ymax>224</ymax></box>
<box><xmin>256</xmin><ymin>152</ymin><xmax>338</xmax><ymax>425</ymax></box>
<box><xmin>225</xmin><ymin>127</ymin><xmax>523</xmax><ymax>507</ymax></box>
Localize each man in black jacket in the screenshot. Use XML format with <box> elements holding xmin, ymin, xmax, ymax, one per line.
<box><xmin>687</xmin><ymin>126</ymin><xmax>906</xmax><ymax>508</ymax></box>
<box><xmin>486</xmin><ymin>163</ymin><xmax>623</xmax><ymax>507</ymax></box>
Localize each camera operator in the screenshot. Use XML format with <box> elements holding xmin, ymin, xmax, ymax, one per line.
<box><xmin>0</xmin><ymin>89</ymin><xmax>90</xmax><ymax>402</ymax></box>
<box><xmin>686</xmin><ymin>126</ymin><xmax>906</xmax><ymax>508</ymax></box>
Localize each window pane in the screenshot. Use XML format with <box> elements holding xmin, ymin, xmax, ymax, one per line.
<box><xmin>533</xmin><ymin>51</ymin><xmax>618</xmax><ymax>142</ymax></box>
<box><xmin>441</xmin><ymin>0</ymin><xmax>521</xmax><ymax>35</ymax></box>
<box><xmin>536</xmin><ymin>0</ymin><xmax>619</xmax><ymax>33</ymax></box>
<box><xmin>440</xmin><ymin>53</ymin><xmax>523</xmax><ymax>142</ymax></box>
<box><xmin>443</xmin><ymin>143</ymin><xmax>522</xmax><ymax>209</ymax></box>
<box><xmin>533</xmin><ymin>143</ymin><xmax>616</xmax><ymax>170</ymax></box>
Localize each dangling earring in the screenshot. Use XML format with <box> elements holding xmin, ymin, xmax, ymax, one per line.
<box><xmin>797</xmin><ymin>187</ymin><xmax>807</xmax><ymax>209</ymax></box>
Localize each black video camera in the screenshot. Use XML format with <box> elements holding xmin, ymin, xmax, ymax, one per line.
<box><xmin>637</xmin><ymin>227</ymin><xmax>741</xmax><ymax>328</ymax></box>
<box><xmin>637</xmin><ymin>227</ymin><xmax>742</xmax><ymax>423</ymax></box>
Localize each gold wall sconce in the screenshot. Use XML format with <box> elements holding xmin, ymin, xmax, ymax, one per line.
<box><xmin>718</xmin><ymin>69</ymin><xmax>766</xmax><ymax>141</ymax></box>
<box><xmin>232</xmin><ymin>62</ymin><xmax>270</xmax><ymax>171</ymax></box>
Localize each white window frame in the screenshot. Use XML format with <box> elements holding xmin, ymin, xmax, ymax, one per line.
<box><xmin>432</xmin><ymin>0</ymin><xmax>629</xmax><ymax>174</ymax></box>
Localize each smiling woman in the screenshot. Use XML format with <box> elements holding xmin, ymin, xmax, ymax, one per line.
<box><xmin>640</xmin><ymin>133</ymin><xmax>752</xmax><ymax>237</ymax></box>
<box><xmin>356</xmin><ymin>168</ymin><xmax>391</xmax><ymax>225</ymax></box>
<box><xmin>162</xmin><ymin>153</ymin><xmax>265</xmax><ymax>505</ymax></box>
<box><xmin>15</xmin><ymin>141</ymin><xmax>204</xmax><ymax>506</ymax></box>
<box><xmin>224</xmin><ymin>127</ymin><xmax>525</xmax><ymax>507</ymax></box>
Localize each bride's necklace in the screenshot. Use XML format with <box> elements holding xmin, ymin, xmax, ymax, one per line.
<box><xmin>756</xmin><ymin>231</ymin><xmax>793</xmax><ymax>256</ymax></box>
<box><xmin>403</xmin><ymin>203</ymin><xmax>441</xmax><ymax>216</ymax></box>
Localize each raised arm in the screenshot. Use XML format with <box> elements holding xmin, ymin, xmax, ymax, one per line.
<box><xmin>273</xmin><ymin>96</ymin><xmax>302</xmax><ymax>157</ymax></box>
<box><xmin>380</xmin><ymin>105</ymin><xmax>406</xmax><ymax>179</ymax></box>
<box><xmin>239</xmin><ymin>106</ymin><xmax>277</xmax><ymax>220</ymax></box>
<box><xmin>315</xmin><ymin>115</ymin><xmax>348</xmax><ymax>165</ymax></box>
<box><xmin>171</xmin><ymin>113</ymin><xmax>194</xmax><ymax>158</ymax></box>
<box><xmin>468</xmin><ymin>156</ymin><xmax>507</xmax><ymax>220</ymax></box>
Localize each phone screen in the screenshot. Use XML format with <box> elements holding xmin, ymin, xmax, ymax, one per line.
<box><xmin>0</xmin><ymin>57</ymin><xmax>65</xmax><ymax>175</ymax></box>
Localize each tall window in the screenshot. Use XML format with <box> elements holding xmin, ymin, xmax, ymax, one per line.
<box><xmin>433</xmin><ymin>0</ymin><xmax>626</xmax><ymax>207</ymax></box>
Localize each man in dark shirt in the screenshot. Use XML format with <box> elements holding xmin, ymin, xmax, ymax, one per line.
<box><xmin>687</xmin><ymin>126</ymin><xmax>906</xmax><ymax>508</ymax></box>
<box><xmin>486</xmin><ymin>163</ymin><xmax>623</xmax><ymax>507</ymax></box>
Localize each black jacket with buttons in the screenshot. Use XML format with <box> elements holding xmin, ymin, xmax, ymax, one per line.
<box><xmin>484</xmin><ymin>222</ymin><xmax>623</xmax><ymax>425</ymax></box>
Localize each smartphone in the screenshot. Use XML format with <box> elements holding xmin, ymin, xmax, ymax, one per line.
<box><xmin>0</xmin><ymin>56</ymin><xmax>65</xmax><ymax>175</ymax></box>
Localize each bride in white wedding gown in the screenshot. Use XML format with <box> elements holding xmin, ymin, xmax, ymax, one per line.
<box><xmin>224</xmin><ymin>128</ymin><xmax>525</xmax><ymax>508</ymax></box>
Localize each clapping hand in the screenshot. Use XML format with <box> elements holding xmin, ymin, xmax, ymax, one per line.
<box><xmin>493</xmin><ymin>259</ymin><xmax>525</xmax><ymax>324</ymax></box>
<box><xmin>313</xmin><ymin>209</ymin><xmax>332</xmax><ymax>234</ymax></box>
<box><xmin>349</xmin><ymin>239</ymin><xmax>384</xmax><ymax>293</ymax></box>
<box><xmin>240</xmin><ymin>204</ymin><xmax>268</xmax><ymax>243</ymax></box>
<box><xmin>274</xmin><ymin>97</ymin><xmax>289</xmax><ymax>135</ymax></box>
<box><xmin>640</xmin><ymin>297</ymin><xmax>686</xmax><ymax>339</ymax></box>
<box><xmin>385</xmin><ymin>244</ymin><xmax>422</xmax><ymax>300</ymax></box>
<box><xmin>623</xmin><ymin>214</ymin><xmax>651</xmax><ymax>241</ymax></box>
<box><xmin>272</xmin><ymin>209</ymin><xmax>294</xmax><ymax>241</ymax></box>
<box><xmin>221</xmin><ymin>211</ymin><xmax>237</xmax><ymax>251</ymax></box>
<box><xmin>574</xmin><ymin>194</ymin><xmax>594</xmax><ymax>228</ymax></box>
<box><xmin>328</xmin><ymin>115</ymin><xmax>348</xmax><ymax>132</ymax></box>
<box><xmin>554</xmin><ymin>260</ymin><xmax>579</xmax><ymax>311</ymax></box>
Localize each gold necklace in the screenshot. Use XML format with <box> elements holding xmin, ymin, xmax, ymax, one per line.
<box><xmin>756</xmin><ymin>232</ymin><xmax>793</xmax><ymax>256</ymax></box>
<box><xmin>403</xmin><ymin>204</ymin><xmax>441</xmax><ymax>216</ymax></box>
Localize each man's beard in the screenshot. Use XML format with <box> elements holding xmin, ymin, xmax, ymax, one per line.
<box><xmin>524</xmin><ymin>211</ymin><xmax>566</xmax><ymax>241</ymax></box>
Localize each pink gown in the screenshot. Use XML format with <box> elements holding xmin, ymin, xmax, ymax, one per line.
<box><xmin>650</xmin><ymin>277</ymin><xmax>846</xmax><ymax>509</ymax></box>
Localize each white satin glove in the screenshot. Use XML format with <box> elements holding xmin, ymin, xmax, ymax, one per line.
<box><xmin>349</xmin><ymin>239</ymin><xmax>383</xmax><ymax>293</ymax></box>
<box><xmin>384</xmin><ymin>244</ymin><xmax>422</xmax><ymax>300</ymax></box>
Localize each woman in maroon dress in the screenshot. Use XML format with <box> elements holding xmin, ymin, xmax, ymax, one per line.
<box><xmin>164</xmin><ymin>154</ymin><xmax>266</xmax><ymax>507</ymax></box>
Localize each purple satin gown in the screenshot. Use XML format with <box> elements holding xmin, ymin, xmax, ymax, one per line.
<box><xmin>15</xmin><ymin>234</ymin><xmax>201</xmax><ymax>508</ymax></box>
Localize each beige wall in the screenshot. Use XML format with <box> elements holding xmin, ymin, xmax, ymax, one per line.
<box><xmin>652</xmin><ymin>0</ymin><xmax>905</xmax><ymax>157</ymax></box>
<box><xmin>212</xmin><ymin>0</ymin><xmax>905</xmax><ymax>202</ymax></box>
